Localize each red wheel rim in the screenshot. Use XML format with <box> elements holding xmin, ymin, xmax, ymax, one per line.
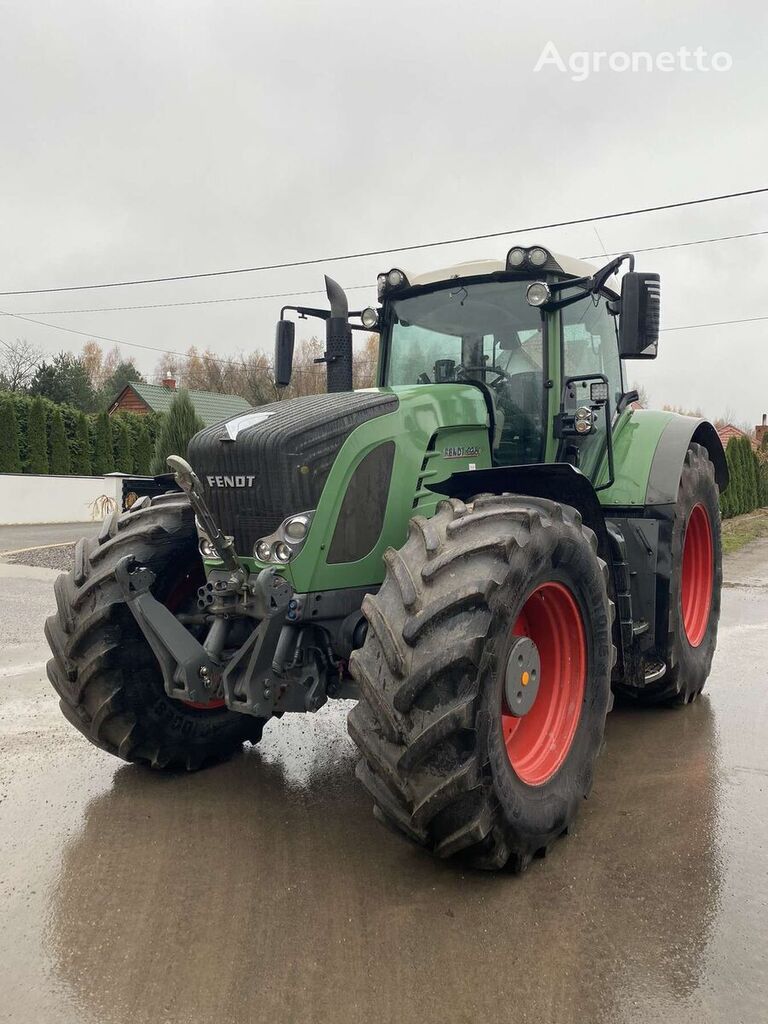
<box><xmin>502</xmin><ymin>582</ymin><xmax>586</xmax><ymax>786</ymax></box>
<box><xmin>681</xmin><ymin>503</ymin><xmax>713</xmax><ymax>648</ymax></box>
<box><xmin>165</xmin><ymin>571</ymin><xmax>226</xmax><ymax>710</ymax></box>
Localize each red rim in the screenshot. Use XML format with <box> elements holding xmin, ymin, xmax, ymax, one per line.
<box><xmin>681</xmin><ymin>503</ymin><xmax>714</xmax><ymax>648</ymax></box>
<box><xmin>165</xmin><ymin>572</ymin><xmax>226</xmax><ymax>710</ymax></box>
<box><xmin>502</xmin><ymin>582</ymin><xmax>586</xmax><ymax>786</ymax></box>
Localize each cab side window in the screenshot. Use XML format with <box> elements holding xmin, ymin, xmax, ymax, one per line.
<box><xmin>561</xmin><ymin>295</ymin><xmax>623</xmax><ymax>407</ymax></box>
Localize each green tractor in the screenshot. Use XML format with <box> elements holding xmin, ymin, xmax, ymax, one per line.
<box><xmin>46</xmin><ymin>245</ymin><xmax>726</xmax><ymax>871</ymax></box>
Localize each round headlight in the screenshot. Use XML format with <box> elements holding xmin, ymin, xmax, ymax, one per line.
<box><xmin>360</xmin><ymin>307</ymin><xmax>379</xmax><ymax>329</ymax></box>
<box><xmin>526</xmin><ymin>282</ymin><xmax>551</xmax><ymax>307</ymax></box>
<box><xmin>507</xmin><ymin>247</ymin><xmax>527</xmax><ymax>269</ymax></box>
<box><xmin>254</xmin><ymin>540</ymin><xmax>272</xmax><ymax>562</ymax></box>
<box><xmin>199</xmin><ymin>537</ymin><xmax>217</xmax><ymax>559</ymax></box>
<box><xmin>273</xmin><ymin>541</ymin><xmax>293</xmax><ymax>563</ymax></box>
<box><xmin>528</xmin><ymin>246</ymin><xmax>550</xmax><ymax>268</ymax></box>
<box><xmin>284</xmin><ymin>515</ymin><xmax>309</xmax><ymax>542</ymax></box>
<box><xmin>387</xmin><ymin>268</ymin><xmax>405</xmax><ymax>287</ymax></box>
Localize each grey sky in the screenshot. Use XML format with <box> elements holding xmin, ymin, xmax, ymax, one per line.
<box><xmin>1</xmin><ymin>0</ymin><xmax>766</xmax><ymax>425</ymax></box>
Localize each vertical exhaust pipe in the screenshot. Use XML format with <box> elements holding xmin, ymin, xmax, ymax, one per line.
<box><xmin>324</xmin><ymin>276</ymin><xmax>353</xmax><ymax>393</ymax></box>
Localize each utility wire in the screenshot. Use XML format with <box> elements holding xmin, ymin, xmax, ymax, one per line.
<box><xmin>0</xmin><ymin>307</ymin><xmax>324</xmax><ymax>376</ymax></box>
<box><xmin>2</xmin><ymin>304</ymin><xmax>767</xmax><ymax>369</ymax></box>
<box><xmin>4</xmin><ymin>228</ymin><xmax>767</xmax><ymax>317</ymax></box>
<box><xmin>1</xmin><ymin>186</ymin><xmax>766</xmax><ymax>297</ymax></box>
<box><xmin>581</xmin><ymin>229</ymin><xmax>768</xmax><ymax>261</ymax></box>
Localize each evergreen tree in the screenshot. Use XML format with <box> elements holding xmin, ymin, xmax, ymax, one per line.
<box><xmin>72</xmin><ymin>412</ymin><xmax>92</xmax><ymax>474</ymax></box>
<box><xmin>27</xmin><ymin>397</ymin><xmax>49</xmax><ymax>474</ymax></box>
<box><xmin>133</xmin><ymin>419</ymin><xmax>153</xmax><ymax>475</ymax></box>
<box><xmin>0</xmin><ymin>395</ymin><xmax>22</xmax><ymax>473</ymax></box>
<box><xmin>113</xmin><ymin>417</ymin><xmax>133</xmax><ymax>472</ymax></box>
<box><xmin>29</xmin><ymin>352</ymin><xmax>98</xmax><ymax>412</ymax></box>
<box><xmin>745</xmin><ymin>438</ymin><xmax>759</xmax><ymax>512</ymax></box>
<box><xmin>151</xmin><ymin>390</ymin><xmax>204</xmax><ymax>474</ymax></box>
<box><xmin>93</xmin><ymin>412</ymin><xmax>115</xmax><ymax>475</ymax></box>
<box><xmin>49</xmin><ymin>408</ymin><xmax>71</xmax><ymax>474</ymax></box>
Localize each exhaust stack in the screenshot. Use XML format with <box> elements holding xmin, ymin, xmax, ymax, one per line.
<box><xmin>324</xmin><ymin>276</ymin><xmax>353</xmax><ymax>393</ymax></box>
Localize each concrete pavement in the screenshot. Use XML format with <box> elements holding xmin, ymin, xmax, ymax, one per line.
<box><xmin>0</xmin><ymin>543</ymin><xmax>766</xmax><ymax>1024</ymax></box>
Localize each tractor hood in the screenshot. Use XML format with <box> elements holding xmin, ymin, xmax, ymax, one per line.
<box><xmin>187</xmin><ymin>391</ymin><xmax>399</xmax><ymax>557</ymax></box>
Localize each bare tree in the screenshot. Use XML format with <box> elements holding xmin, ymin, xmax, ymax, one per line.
<box><xmin>0</xmin><ymin>337</ymin><xmax>42</xmax><ymax>391</ymax></box>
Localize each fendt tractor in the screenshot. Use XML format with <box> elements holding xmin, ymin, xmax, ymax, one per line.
<box><xmin>46</xmin><ymin>245</ymin><xmax>726</xmax><ymax>871</ymax></box>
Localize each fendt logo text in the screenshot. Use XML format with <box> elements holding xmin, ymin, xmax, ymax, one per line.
<box><xmin>206</xmin><ymin>475</ymin><xmax>256</xmax><ymax>488</ymax></box>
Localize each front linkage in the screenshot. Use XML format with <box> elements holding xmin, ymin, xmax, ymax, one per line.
<box><xmin>116</xmin><ymin>457</ymin><xmax>350</xmax><ymax>720</ymax></box>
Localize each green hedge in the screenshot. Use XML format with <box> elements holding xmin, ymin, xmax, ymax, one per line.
<box><xmin>0</xmin><ymin>390</ymin><xmax>162</xmax><ymax>476</ymax></box>
<box><xmin>720</xmin><ymin>435</ymin><xmax>768</xmax><ymax>519</ymax></box>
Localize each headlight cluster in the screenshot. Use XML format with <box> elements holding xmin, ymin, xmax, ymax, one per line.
<box><xmin>506</xmin><ymin>245</ymin><xmax>553</xmax><ymax>271</ymax></box>
<box><xmin>253</xmin><ymin>512</ymin><xmax>315</xmax><ymax>565</ymax></box>
<box><xmin>377</xmin><ymin>267</ymin><xmax>409</xmax><ymax>299</ymax></box>
<box><xmin>574</xmin><ymin>407</ymin><xmax>594</xmax><ymax>434</ymax></box>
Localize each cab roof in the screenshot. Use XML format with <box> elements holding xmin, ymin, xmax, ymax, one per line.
<box><xmin>393</xmin><ymin>251</ymin><xmax>621</xmax><ymax>297</ymax></box>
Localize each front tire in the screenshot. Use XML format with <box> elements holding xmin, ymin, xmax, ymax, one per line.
<box><xmin>45</xmin><ymin>493</ymin><xmax>264</xmax><ymax>770</ymax></box>
<box><xmin>348</xmin><ymin>495</ymin><xmax>614</xmax><ymax>871</ymax></box>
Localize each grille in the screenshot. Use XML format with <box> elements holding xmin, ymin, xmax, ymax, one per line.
<box><xmin>187</xmin><ymin>391</ymin><xmax>398</xmax><ymax>554</ymax></box>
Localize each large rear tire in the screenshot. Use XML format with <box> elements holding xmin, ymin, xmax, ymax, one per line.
<box><xmin>615</xmin><ymin>443</ymin><xmax>722</xmax><ymax>705</ymax></box>
<box><xmin>348</xmin><ymin>495</ymin><xmax>614</xmax><ymax>871</ymax></box>
<box><xmin>45</xmin><ymin>493</ymin><xmax>264</xmax><ymax>770</ymax></box>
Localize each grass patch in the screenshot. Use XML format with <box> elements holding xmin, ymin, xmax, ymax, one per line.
<box><xmin>721</xmin><ymin>508</ymin><xmax>768</xmax><ymax>556</ymax></box>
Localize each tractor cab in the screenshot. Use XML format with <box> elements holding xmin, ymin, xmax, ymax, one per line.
<box><xmin>373</xmin><ymin>247</ymin><xmax>657</xmax><ymax>486</ymax></box>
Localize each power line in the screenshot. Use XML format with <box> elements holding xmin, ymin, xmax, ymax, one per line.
<box><xmin>661</xmin><ymin>314</ymin><xmax>768</xmax><ymax>332</ymax></box>
<box><xmin>2</xmin><ymin>304</ymin><xmax>766</xmax><ymax>369</ymax></box>
<box><xmin>581</xmin><ymin>229</ymin><xmax>768</xmax><ymax>261</ymax></box>
<box><xmin>1</xmin><ymin>186</ymin><xmax>766</xmax><ymax>297</ymax></box>
<box><xmin>2</xmin><ymin>284</ymin><xmax>374</xmax><ymax>316</ymax></box>
<box><xmin>5</xmin><ymin>227</ymin><xmax>768</xmax><ymax>317</ymax></box>
<box><xmin>0</xmin><ymin>307</ymin><xmax>328</xmax><ymax>376</ymax></box>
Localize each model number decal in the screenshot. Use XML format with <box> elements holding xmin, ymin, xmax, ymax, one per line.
<box><xmin>443</xmin><ymin>446</ymin><xmax>481</xmax><ymax>460</ymax></box>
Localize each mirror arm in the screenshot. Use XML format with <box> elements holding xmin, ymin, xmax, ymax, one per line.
<box><xmin>279</xmin><ymin>304</ymin><xmax>331</xmax><ymax>321</ymax></box>
<box><xmin>543</xmin><ymin>253</ymin><xmax>635</xmax><ymax>311</ymax></box>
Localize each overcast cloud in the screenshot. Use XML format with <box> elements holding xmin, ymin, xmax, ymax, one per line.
<box><xmin>1</xmin><ymin>0</ymin><xmax>766</xmax><ymax>425</ymax></box>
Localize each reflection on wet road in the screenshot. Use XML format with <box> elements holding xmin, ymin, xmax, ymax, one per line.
<box><xmin>0</xmin><ymin>545</ymin><xmax>766</xmax><ymax>1024</ymax></box>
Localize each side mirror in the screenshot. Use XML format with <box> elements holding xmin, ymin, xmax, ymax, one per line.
<box><xmin>274</xmin><ymin>320</ymin><xmax>295</xmax><ymax>388</ymax></box>
<box><xmin>619</xmin><ymin>272</ymin><xmax>660</xmax><ymax>359</ymax></box>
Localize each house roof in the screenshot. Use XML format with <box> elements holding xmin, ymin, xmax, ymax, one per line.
<box><xmin>717</xmin><ymin>424</ymin><xmax>758</xmax><ymax>450</ymax></box>
<box><xmin>114</xmin><ymin>383</ymin><xmax>252</xmax><ymax>426</ymax></box>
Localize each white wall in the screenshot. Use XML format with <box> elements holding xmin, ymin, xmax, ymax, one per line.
<box><xmin>0</xmin><ymin>473</ymin><xmax>126</xmax><ymax>525</ymax></box>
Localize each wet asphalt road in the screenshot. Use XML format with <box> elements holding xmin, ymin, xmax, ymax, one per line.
<box><xmin>0</xmin><ymin>542</ymin><xmax>766</xmax><ymax>1024</ymax></box>
<box><xmin>0</xmin><ymin>522</ymin><xmax>101</xmax><ymax>553</ymax></box>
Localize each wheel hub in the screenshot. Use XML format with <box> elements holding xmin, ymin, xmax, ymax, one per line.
<box><xmin>504</xmin><ymin>636</ymin><xmax>541</xmax><ymax>717</ymax></box>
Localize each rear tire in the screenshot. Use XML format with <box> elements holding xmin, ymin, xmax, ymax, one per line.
<box><xmin>348</xmin><ymin>495</ymin><xmax>614</xmax><ymax>871</ymax></box>
<box><xmin>45</xmin><ymin>493</ymin><xmax>264</xmax><ymax>770</ymax></box>
<box><xmin>616</xmin><ymin>443</ymin><xmax>722</xmax><ymax>705</ymax></box>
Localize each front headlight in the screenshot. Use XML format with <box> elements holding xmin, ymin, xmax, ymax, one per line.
<box><xmin>273</xmin><ymin>542</ymin><xmax>293</xmax><ymax>563</ymax></box>
<box><xmin>253</xmin><ymin>510</ymin><xmax>315</xmax><ymax>564</ymax></box>
<box><xmin>284</xmin><ymin>514</ymin><xmax>310</xmax><ymax>542</ymax></box>
<box><xmin>254</xmin><ymin>540</ymin><xmax>272</xmax><ymax>562</ymax></box>
<box><xmin>199</xmin><ymin>536</ymin><xmax>217</xmax><ymax>559</ymax></box>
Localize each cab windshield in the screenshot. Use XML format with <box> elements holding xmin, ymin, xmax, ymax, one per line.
<box><xmin>383</xmin><ymin>280</ymin><xmax>546</xmax><ymax>464</ymax></box>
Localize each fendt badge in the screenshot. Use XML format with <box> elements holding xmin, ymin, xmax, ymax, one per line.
<box><xmin>206</xmin><ymin>475</ymin><xmax>256</xmax><ymax>487</ymax></box>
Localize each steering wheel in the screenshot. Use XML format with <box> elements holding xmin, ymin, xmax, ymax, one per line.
<box><xmin>456</xmin><ymin>365</ymin><xmax>510</xmax><ymax>387</ymax></box>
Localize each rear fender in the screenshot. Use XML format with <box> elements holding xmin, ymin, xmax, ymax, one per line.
<box><xmin>596</xmin><ymin>410</ymin><xmax>727</xmax><ymax>508</ymax></box>
<box><xmin>645</xmin><ymin>418</ymin><xmax>728</xmax><ymax>504</ymax></box>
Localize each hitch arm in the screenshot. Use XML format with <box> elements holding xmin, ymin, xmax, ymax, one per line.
<box><xmin>114</xmin><ymin>556</ymin><xmax>221</xmax><ymax>705</ymax></box>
